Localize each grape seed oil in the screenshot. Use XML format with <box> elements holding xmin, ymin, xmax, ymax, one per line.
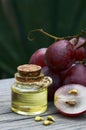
<box><xmin>11</xmin><ymin>64</ymin><xmax>52</xmax><ymax>115</ymax></box>
<box><xmin>11</xmin><ymin>83</ymin><xmax>47</xmax><ymax>115</ymax></box>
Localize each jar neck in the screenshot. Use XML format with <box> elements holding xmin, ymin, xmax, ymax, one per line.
<box><xmin>14</xmin><ymin>76</ymin><xmax>52</xmax><ymax>89</ymax></box>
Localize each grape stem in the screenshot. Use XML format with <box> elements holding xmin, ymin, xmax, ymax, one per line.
<box><xmin>28</xmin><ymin>28</ymin><xmax>86</xmax><ymax>42</ymax></box>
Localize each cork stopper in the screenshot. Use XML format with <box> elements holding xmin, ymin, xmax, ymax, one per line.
<box><xmin>15</xmin><ymin>73</ymin><xmax>44</xmax><ymax>82</ymax></box>
<box><xmin>17</xmin><ymin>64</ymin><xmax>41</xmax><ymax>77</ymax></box>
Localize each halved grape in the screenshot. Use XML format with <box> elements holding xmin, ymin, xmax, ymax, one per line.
<box><xmin>54</xmin><ymin>84</ymin><xmax>86</xmax><ymax>116</ymax></box>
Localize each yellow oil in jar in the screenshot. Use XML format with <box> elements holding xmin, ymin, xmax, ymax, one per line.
<box><xmin>11</xmin><ymin>83</ymin><xmax>47</xmax><ymax>115</ymax></box>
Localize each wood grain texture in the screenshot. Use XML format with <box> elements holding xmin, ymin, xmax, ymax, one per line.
<box><xmin>0</xmin><ymin>78</ymin><xmax>86</xmax><ymax>130</ymax></box>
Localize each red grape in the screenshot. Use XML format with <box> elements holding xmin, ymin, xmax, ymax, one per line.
<box><xmin>63</xmin><ymin>63</ymin><xmax>86</xmax><ymax>86</ymax></box>
<box><xmin>45</xmin><ymin>40</ymin><xmax>75</xmax><ymax>71</ymax></box>
<box><xmin>29</xmin><ymin>48</ymin><xmax>47</xmax><ymax>67</ymax></box>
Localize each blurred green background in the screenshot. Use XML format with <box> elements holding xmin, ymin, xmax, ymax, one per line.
<box><xmin>0</xmin><ymin>0</ymin><xmax>86</xmax><ymax>79</ymax></box>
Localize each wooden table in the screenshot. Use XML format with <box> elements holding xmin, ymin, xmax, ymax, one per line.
<box><xmin>0</xmin><ymin>78</ymin><xmax>86</xmax><ymax>130</ymax></box>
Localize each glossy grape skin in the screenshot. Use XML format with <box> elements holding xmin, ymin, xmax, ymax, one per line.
<box><xmin>63</xmin><ymin>64</ymin><xmax>86</xmax><ymax>86</ymax></box>
<box><xmin>41</xmin><ymin>66</ymin><xmax>61</xmax><ymax>101</ymax></box>
<box><xmin>29</xmin><ymin>48</ymin><xmax>47</xmax><ymax>67</ymax></box>
<box><xmin>45</xmin><ymin>40</ymin><xmax>75</xmax><ymax>71</ymax></box>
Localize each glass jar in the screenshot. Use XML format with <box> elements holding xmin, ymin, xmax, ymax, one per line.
<box><xmin>11</xmin><ymin>64</ymin><xmax>52</xmax><ymax>115</ymax></box>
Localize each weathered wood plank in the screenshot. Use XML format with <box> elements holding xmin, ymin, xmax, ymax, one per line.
<box><xmin>0</xmin><ymin>113</ymin><xmax>86</xmax><ymax>130</ymax></box>
<box><xmin>0</xmin><ymin>78</ymin><xmax>86</xmax><ymax>130</ymax></box>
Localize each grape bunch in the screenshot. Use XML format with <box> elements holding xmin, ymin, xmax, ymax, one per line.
<box><xmin>28</xmin><ymin>29</ymin><xmax>86</xmax><ymax>116</ymax></box>
<box><xmin>29</xmin><ymin>36</ymin><xmax>86</xmax><ymax>98</ymax></box>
